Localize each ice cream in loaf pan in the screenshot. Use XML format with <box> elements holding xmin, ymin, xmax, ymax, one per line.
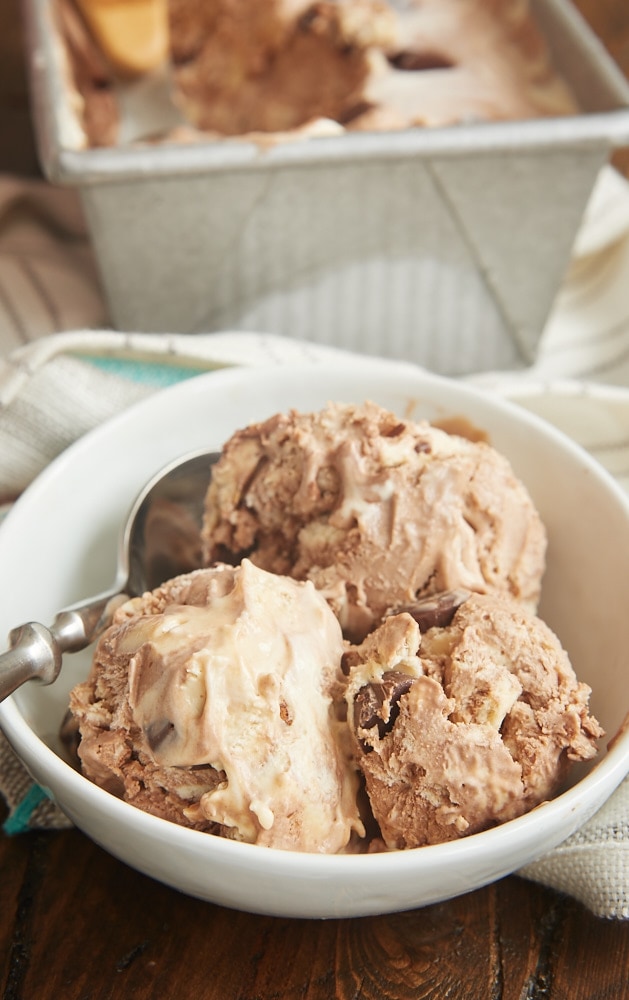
<box><xmin>57</xmin><ymin>0</ymin><xmax>577</xmax><ymax>147</ymax></box>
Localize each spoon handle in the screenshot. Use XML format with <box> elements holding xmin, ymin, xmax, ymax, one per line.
<box><xmin>0</xmin><ymin>588</ymin><xmax>126</xmax><ymax>702</ymax></box>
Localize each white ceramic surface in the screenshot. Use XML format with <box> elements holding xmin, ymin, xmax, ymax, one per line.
<box><xmin>1</xmin><ymin>358</ymin><xmax>628</xmax><ymax>919</ymax></box>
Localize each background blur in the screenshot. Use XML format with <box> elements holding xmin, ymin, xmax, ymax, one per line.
<box><xmin>1</xmin><ymin>0</ymin><xmax>628</xmax><ymax>177</ymax></box>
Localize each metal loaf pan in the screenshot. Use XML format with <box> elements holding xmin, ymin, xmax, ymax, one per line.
<box><xmin>22</xmin><ymin>0</ymin><xmax>629</xmax><ymax>375</ymax></box>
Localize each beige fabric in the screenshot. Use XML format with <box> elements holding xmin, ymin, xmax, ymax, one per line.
<box><xmin>0</xmin><ymin>730</ymin><xmax>71</xmax><ymax>831</ymax></box>
<box><xmin>519</xmin><ymin>778</ymin><xmax>629</xmax><ymax>920</ymax></box>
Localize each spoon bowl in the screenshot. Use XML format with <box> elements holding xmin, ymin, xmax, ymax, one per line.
<box><xmin>0</xmin><ymin>450</ymin><xmax>217</xmax><ymax>702</ymax></box>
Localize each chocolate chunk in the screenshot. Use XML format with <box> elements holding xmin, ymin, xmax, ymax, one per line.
<box><xmin>341</xmin><ymin>648</ymin><xmax>363</xmax><ymax>675</ymax></box>
<box><xmin>279</xmin><ymin>699</ymin><xmax>294</xmax><ymax>725</ymax></box>
<box><xmin>355</xmin><ymin>670</ymin><xmax>414</xmax><ymax>739</ymax></box>
<box><xmin>391</xmin><ymin>589</ymin><xmax>471</xmax><ymax>632</ymax></box>
<box><xmin>388</xmin><ymin>50</ymin><xmax>454</xmax><ymax>72</ymax></box>
<box><xmin>145</xmin><ymin>719</ymin><xmax>175</xmax><ymax>752</ymax></box>
<box><xmin>338</xmin><ymin>100</ymin><xmax>375</xmax><ymax>125</ymax></box>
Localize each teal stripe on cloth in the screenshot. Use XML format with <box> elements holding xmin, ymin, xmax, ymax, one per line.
<box><xmin>3</xmin><ymin>783</ymin><xmax>48</xmax><ymax>835</ymax></box>
<box><xmin>81</xmin><ymin>356</ymin><xmax>207</xmax><ymax>388</ymax></box>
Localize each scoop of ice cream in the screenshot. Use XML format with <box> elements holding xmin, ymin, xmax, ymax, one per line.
<box><xmin>168</xmin><ymin>0</ymin><xmax>398</xmax><ymax>135</ymax></box>
<box><xmin>344</xmin><ymin>593</ymin><xmax>603</xmax><ymax>849</ymax></box>
<box><xmin>202</xmin><ymin>401</ymin><xmax>547</xmax><ymax>642</ymax></box>
<box><xmin>69</xmin><ymin>560</ymin><xmax>363</xmax><ymax>853</ymax></box>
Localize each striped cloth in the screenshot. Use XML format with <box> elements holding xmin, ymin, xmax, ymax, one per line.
<box><xmin>0</xmin><ymin>167</ymin><xmax>629</xmax><ymax>918</ymax></box>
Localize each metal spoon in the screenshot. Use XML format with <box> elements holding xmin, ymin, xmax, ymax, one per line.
<box><xmin>0</xmin><ymin>450</ymin><xmax>218</xmax><ymax>703</ymax></box>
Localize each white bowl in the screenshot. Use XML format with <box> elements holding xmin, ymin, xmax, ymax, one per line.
<box><xmin>1</xmin><ymin>358</ymin><xmax>628</xmax><ymax>919</ymax></box>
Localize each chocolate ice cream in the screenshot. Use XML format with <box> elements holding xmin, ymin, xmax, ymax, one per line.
<box><xmin>202</xmin><ymin>401</ymin><xmax>547</xmax><ymax>642</ymax></box>
<box><xmin>345</xmin><ymin>592</ymin><xmax>603</xmax><ymax>848</ymax></box>
<box><xmin>65</xmin><ymin>400</ymin><xmax>604</xmax><ymax>855</ymax></box>
<box><xmin>69</xmin><ymin>560</ymin><xmax>364</xmax><ymax>852</ymax></box>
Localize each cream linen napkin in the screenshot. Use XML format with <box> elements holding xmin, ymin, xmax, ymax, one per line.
<box><xmin>1</xmin><ymin>168</ymin><xmax>629</xmax><ymax>919</ymax></box>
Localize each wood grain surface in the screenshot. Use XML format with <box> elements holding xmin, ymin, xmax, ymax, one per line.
<box><xmin>1</xmin><ymin>823</ymin><xmax>629</xmax><ymax>1000</ymax></box>
<box><xmin>1</xmin><ymin>2</ymin><xmax>629</xmax><ymax>998</ymax></box>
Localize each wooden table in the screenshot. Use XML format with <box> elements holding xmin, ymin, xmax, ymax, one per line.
<box><xmin>1</xmin><ymin>823</ymin><xmax>628</xmax><ymax>999</ymax></box>
<box><xmin>1</xmin><ymin>2</ymin><xmax>629</xmax><ymax>997</ymax></box>
<box><xmin>0</xmin><ymin>831</ymin><xmax>629</xmax><ymax>1000</ymax></box>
